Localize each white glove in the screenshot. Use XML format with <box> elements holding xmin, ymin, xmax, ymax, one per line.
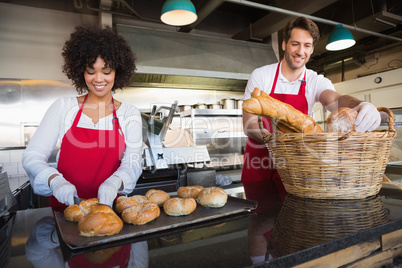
<box><xmin>98</xmin><ymin>176</ymin><xmax>122</xmax><ymax>207</ymax></box>
<box><xmin>49</xmin><ymin>176</ymin><xmax>77</xmax><ymax>206</ymax></box>
<box><xmin>353</xmin><ymin>102</ymin><xmax>381</xmax><ymax>132</ymax></box>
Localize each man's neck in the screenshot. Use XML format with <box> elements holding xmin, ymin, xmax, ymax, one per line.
<box><xmin>280</xmin><ymin>60</ymin><xmax>304</xmax><ymax>82</ymax></box>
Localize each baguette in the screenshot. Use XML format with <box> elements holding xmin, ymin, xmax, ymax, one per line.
<box><xmin>243</xmin><ymin>88</ymin><xmax>323</xmax><ymax>134</ymax></box>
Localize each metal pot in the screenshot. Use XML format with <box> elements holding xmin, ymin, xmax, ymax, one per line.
<box><xmin>178</xmin><ymin>105</ymin><xmax>192</xmax><ymax>112</ymax></box>
<box><xmin>221</xmin><ymin>98</ymin><xmax>236</xmax><ymax>109</ymax></box>
<box><xmin>193</xmin><ymin>103</ymin><xmax>207</xmax><ymax>109</ymax></box>
<box><xmin>235</xmin><ymin>99</ymin><xmax>243</xmax><ymax>109</ymax></box>
<box><xmin>207</xmin><ymin>104</ymin><xmax>222</xmax><ymax>109</ymax></box>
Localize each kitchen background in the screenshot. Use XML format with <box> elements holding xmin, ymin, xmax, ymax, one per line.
<box><xmin>0</xmin><ymin>1</ymin><xmax>401</xmax><ymax>193</ymax></box>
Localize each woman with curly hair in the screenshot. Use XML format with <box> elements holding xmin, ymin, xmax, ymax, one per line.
<box><xmin>23</xmin><ymin>25</ymin><xmax>143</xmax><ymax>209</ymax></box>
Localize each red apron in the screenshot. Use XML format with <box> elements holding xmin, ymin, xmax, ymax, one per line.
<box><xmin>241</xmin><ymin>62</ymin><xmax>308</xmax><ymax>198</ymax></box>
<box><xmin>68</xmin><ymin>245</ymin><xmax>131</xmax><ymax>268</ymax></box>
<box><xmin>50</xmin><ymin>95</ymin><xmax>126</xmax><ymax>208</ymax></box>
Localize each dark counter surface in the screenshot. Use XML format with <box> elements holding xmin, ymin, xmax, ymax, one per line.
<box><xmin>4</xmin><ymin>183</ymin><xmax>402</xmax><ymax>268</ymax></box>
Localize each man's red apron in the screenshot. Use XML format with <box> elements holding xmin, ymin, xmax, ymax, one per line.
<box><xmin>241</xmin><ymin>61</ymin><xmax>308</xmax><ymax>200</ymax></box>
<box><xmin>49</xmin><ymin>95</ymin><xmax>126</xmax><ymax>208</ymax></box>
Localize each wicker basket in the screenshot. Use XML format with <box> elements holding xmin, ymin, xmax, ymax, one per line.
<box><xmin>267</xmin><ymin>194</ymin><xmax>389</xmax><ymax>257</ymax></box>
<box><xmin>260</xmin><ymin>107</ymin><xmax>397</xmax><ymax>199</ymax></box>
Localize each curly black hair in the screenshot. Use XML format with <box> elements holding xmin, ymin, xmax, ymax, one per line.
<box><xmin>62</xmin><ymin>25</ymin><xmax>136</xmax><ymax>94</ymax></box>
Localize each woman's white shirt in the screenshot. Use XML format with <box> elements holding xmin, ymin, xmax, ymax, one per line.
<box><xmin>22</xmin><ymin>96</ymin><xmax>143</xmax><ymax>197</ymax></box>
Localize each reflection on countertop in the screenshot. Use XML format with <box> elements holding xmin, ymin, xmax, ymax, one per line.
<box><xmin>4</xmin><ymin>184</ymin><xmax>402</xmax><ymax>267</ymax></box>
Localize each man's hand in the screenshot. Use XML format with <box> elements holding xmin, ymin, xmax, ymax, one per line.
<box><xmin>353</xmin><ymin>102</ymin><xmax>381</xmax><ymax>132</ymax></box>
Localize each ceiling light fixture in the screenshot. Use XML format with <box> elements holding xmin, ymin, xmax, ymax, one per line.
<box><xmin>161</xmin><ymin>0</ymin><xmax>197</xmax><ymax>26</ymax></box>
<box><xmin>326</xmin><ymin>24</ymin><xmax>356</xmax><ymax>51</ymax></box>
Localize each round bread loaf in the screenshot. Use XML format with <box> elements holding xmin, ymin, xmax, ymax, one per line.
<box><xmin>115</xmin><ymin>195</ymin><xmax>148</xmax><ymax>213</ymax></box>
<box><xmin>197</xmin><ymin>187</ymin><xmax>228</xmax><ymax>208</ymax></box>
<box><xmin>121</xmin><ymin>202</ymin><xmax>160</xmax><ymax>225</ymax></box>
<box><xmin>64</xmin><ymin>204</ymin><xmax>84</xmax><ymax>222</ymax></box>
<box><xmin>79</xmin><ymin>198</ymin><xmax>99</xmax><ymax>214</ymax></box>
<box><xmin>327</xmin><ymin>107</ymin><xmax>358</xmax><ymax>133</ymax></box>
<box><xmin>177</xmin><ymin>186</ymin><xmax>204</xmax><ymax>199</ymax></box>
<box><xmin>145</xmin><ymin>189</ymin><xmax>170</xmax><ymax>206</ymax></box>
<box><xmin>163</xmin><ymin>197</ymin><xmax>197</xmax><ymax>216</ymax></box>
<box><xmin>78</xmin><ymin>204</ymin><xmax>123</xmax><ymax>237</ymax></box>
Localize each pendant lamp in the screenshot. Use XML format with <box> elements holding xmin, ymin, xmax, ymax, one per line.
<box><xmin>161</xmin><ymin>0</ymin><xmax>197</xmax><ymax>26</ymax></box>
<box><xmin>326</xmin><ymin>24</ymin><xmax>356</xmax><ymax>51</ymax></box>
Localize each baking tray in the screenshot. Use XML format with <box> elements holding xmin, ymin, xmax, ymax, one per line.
<box><xmin>54</xmin><ymin>196</ymin><xmax>257</xmax><ymax>250</ymax></box>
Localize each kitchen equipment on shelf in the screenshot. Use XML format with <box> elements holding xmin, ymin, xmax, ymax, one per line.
<box><xmin>142</xmin><ymin>101</ymin><xmax>210</xmax><ymax>170</ymax></box>
<box><xmin>178</xmin><ymin>105</ymin><xmax>192</xmax><ymax>112</ymax></box>
<box><xmin>179</xmin><ymin>108</ymin><xmax>246</xmax><ymax>168</ymax></box>
<box><xmin>259</xmin><ymin>107</ymin><xmax>397</xmax><ymax>199</ymax></box>
<box><xmin>207</xmin><ymin>104</ymin><xmax>222</xmax><ymax>109</ymax></box>
<box><xmin>235</xmin><ymin>99</ymin><xmax>243</xmax><ymax>109</ymax></box>
<box><xmin>193</xmin><ymin>103</ymin><xmax>207</xmax><ymax>109</ymax></box>
<box><xmin>221</xmin><ymin>98</ymin><xmax>236</xmax><ymax>109</ymax></box>
<box><xmin>0</xmin><ymin>171</ymin><xmax>16</xmax><ymax>218</ymax></box>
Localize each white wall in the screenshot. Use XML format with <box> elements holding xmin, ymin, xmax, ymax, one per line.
<box><xmin>334</xmin><ymin>68</ymin><xmax>402</xmax><ymax>109</ymax></box>
<box><xmin>0</xmin><ymin>3</ymin><xmax>97</xmax><ymax>80</ymax></box>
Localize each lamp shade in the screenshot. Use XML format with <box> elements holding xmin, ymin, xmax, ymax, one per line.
<box><xmin>161</xmin><ymin>0</ymin><xmax>197</xmax><ymax>26</ymax></box>
<box><xmin>326</xmin><ymin>24</ymin><xmax>356</xmax><ymax>51</ymax></box>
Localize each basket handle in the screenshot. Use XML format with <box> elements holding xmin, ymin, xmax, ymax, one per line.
<box><xmin>377</xmin><ymin>107</ymin><xmax>396</xmax><ymax>132</ymax></box>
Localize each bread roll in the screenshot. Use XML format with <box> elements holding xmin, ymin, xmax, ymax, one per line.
<box><xmin>79</xmin><ymin>198</ymin><xmax>99</xmax><ymax>214</ymax></box>
<box><xmin>145</xmin><ymin>189</ymin><xmax>170</xmax><ymax>206</ymax></box>
<box><xmin>327</xmin><ymin>107</ymin><xmax>358</xmax><ymax>133</ymax></box>
<box><xmin>177</xmin><ymin>186</ymin><xmax>204</xmax><ymax>199</ymax></box>
<box><xmin>78</xmin><ymin>204</ymin><xmax>123</xmax><ymax>237</ymax></box>
<box><xmin>243</xmin><ymin>88</ymin><xmax>323</xmax><ymax>134</ymax></box>
<box><xmin>121</xmin><ymin>202</ymin><xmax>160</xmax><ymax>225</ymax></box>
<box><xmin>115</xmin><ymin>195</ymin><xmax>148</xmax><ymax>213</ymax></box>
<box><xmin>64</xmin><ymin>204</ymin><xmax>84</xmax><ymax>222</ymax></box>
<box><xmin>163</xmin><ymin>197</ymin><xmax>197</xmax><ymax>216</ymax></box>
<box><xmin>64</xmin><ymin>198</ymin><xmax>99</xmax><ymax>222</ymax></box>
<box><xmin>197</xmin><ymin>187</ymin><xmax>228</xmax><ymax>208</ymax></box>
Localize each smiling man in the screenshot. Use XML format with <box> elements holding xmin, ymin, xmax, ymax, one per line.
<box><xmin>241</xmin><ymin>17</ymin><xmax>381</xmax><ymax>264</ymax></box>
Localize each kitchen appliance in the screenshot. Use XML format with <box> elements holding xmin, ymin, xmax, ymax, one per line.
<box><xmin>142</xmin><ymin>101</ymin><xmax>210</xmax><ymax>170</ymax></box>
<box><xmin>384</xmin><ymin>107</ymin><xmax>402</xmax><ymax>180</ymax></box>
<box><xmin>0</xmin><ymin>170</ymin><xmax>16</xmax><ymax>268</ymax></box>
<box><xmin>0</xmin><ymin>171</ymin><xmax>15</xmax><ymax>218</ymax></box>
<box><xmin>179</xmin><ymin>108</ymin><xmax>246</xmax><ymax>169</ymax></box>
<box><xmin>221</xmin><ymin>98</ymin><xmax>236</xmax><ymax>109</ymax></box>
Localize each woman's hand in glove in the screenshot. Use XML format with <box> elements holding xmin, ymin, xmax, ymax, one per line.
<box><xmin>49</xmin><ymin>176</ymin><xmax>77</xmax><ymax>206</ymax></box>
<box><xmin>98</xmin><ymin>176</ymin><xmax>122</xmax><ymax>207</ymax></box>
<box><xmin>353</xmin><ymin>102</ymin><xmax>381</xmax><ymax>132</ymax></box>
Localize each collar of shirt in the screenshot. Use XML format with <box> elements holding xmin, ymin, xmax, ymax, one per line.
<box><xmin>278</xmin><ymin>66</ymin><xmax>306</xmax><ymax>83</ymax></box>
<box><xmin>273</xmin><ymin>67</ymin><xmax>306</xmax><ymax>95</ymax></box>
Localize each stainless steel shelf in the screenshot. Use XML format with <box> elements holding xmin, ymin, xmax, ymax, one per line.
<box><xmin>180</xmin><ymin>109</ymin><xmax>242</xmax><ymax>117</ymax></box>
